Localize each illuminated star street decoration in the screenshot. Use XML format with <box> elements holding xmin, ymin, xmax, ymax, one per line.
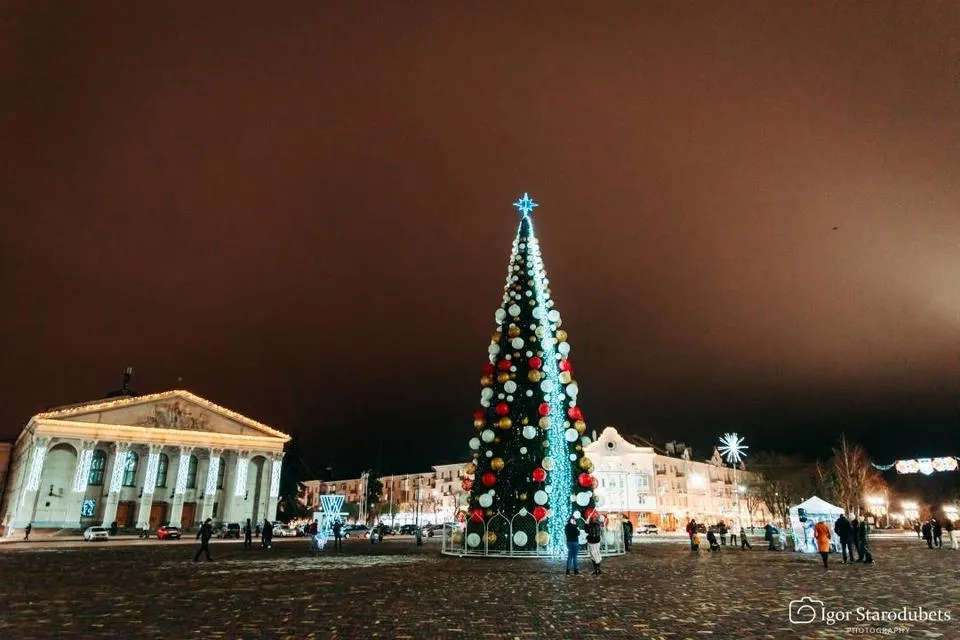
<box><xmin>718</xmin><ymin>433</ymin><xmax>748</xmax><ymax>465</ymax></box>
<box><xmin>513</xmin><ymin>192</ymin><xmax>538</xmax><ymax>217</ymax></box>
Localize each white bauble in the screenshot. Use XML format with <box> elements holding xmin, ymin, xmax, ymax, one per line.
<box><xmin>506</xmin><ymin>395</ymin><xmax>513</xmax><ymax>402</ymax></box>
<box><xmin>513</xmin><ymin>531</ymin><xmax>528</xmax><ymax>547</ymax></box>
<box><xmin>565</xmin><ymin>428</ymin><xmax>579</xmax><ymax>442</ymax></box>
<box><xmin>511</xmin><ymin>337</ymin><xmax>524</xmax><ymax>349</ymax></box>
<box><xmin>545</xmin><ymin>484</ymin><xmax>553</xmax><ymax>493</ymax></box>
<box><xmin>534</xmin><ymin>490</ymin><xmax>548</xmax><ymax>505</ymax></box>
<box><xmin>581</xmin><ymin>436</ymin><xmax>591</xmax><ymax>446</ymax></box>
<box><xmin>468</xmin><ymin>438</ymin><xmax>480</xmax><ymax>450</ymax></box>
<box><xmin>542</xmin><ymin>457</ymin><xmax>555</xmax><ymax>471</ymax></box>
<box><xmin>566</xmin><ymin>382</ymin><xmax>579</xmax><ymax>398</ymax></box>
<box><xmin>497</xmin><ymin>393</ymin><xmax>505</xmax><ymax>400</ymax></box>
<box><xmin>480</xmin><ymin>398</ymin><xmax>490</xmax><ymax>408</ymax></box>
<box><xmin>478</xmin><ymin>494</ymin><xmax>493</xmax><ymax>508</ymax></box>
<box><xmin>525</xmin><ymin>350</ymin><xmax>533</xmax><ymax>357</ymax></box>
<box><xmin>495</xmin><ymin>309</ymin><xmax>506</xmax><ymax>323</ymax></box>
<box><xmin>486</xmin><ymin>450</ymin><xmax>493</xmax><ymax>458</ymax></box>
<box><xmin>525</xmin><ymin>390</ymin><xmax>534</xmax><ymax>397</ymax></box>
<box><xmin>481</xmin><ymin>388</ymin><xmax>493</xmax><ymax>400</ymax></box>
<box><xmin>488</xmin><ymin>344</ymin><xmax>500</xmax><ymax>356</ymax></box>
<box><xmin>519</xmin><ymin>446</ymin><xmax>528</xmax><ymax>454</ymax></box>
<box><xmin>522</xmin><ymin>425</ymin><xmax>537</xmax><ymax>440</ymax></box>
<box><xmin>467</xmin><ymin>533</ymin><xmax>481</xmax><ymax>548</ymax></box>
<box><xmin>548</xmin><ymin>309</ymin><xmax>560</xmax><ymax>322</ymax></box>
<box><xmin>576</xmin><ymin>491</ymin><xmax>592</xmax><ymax>507</ymax></box>
<box><xmin>509</xmin><ymin>366</ymin><xmax>517</xmax><ymax>372</ymax></box>
<box><xmin>531</xmin><ymin>306</ymin><xmax>545</xmax><ymax>320</ymax></box>
<box><xmin>508</xmin><ymin>304</ymin><xmax>521</xmax><ymax>317</ymax></box>
<box><xmin>541</xmin><ymin>379</ymin><xmax>556</xmax><ymax>393</ymax></box>
<box><xmin>578</xmin><ymin>531</ymin><xmax>588</xmax><ymax>545</ymax></box>
<box><xmin>535</xmin><ymin>326</ymin><xmax>545</xmax><ymax>337</ymax></box>
<box><xmin>570</xmin><ymin>454</ymin><xmax>577</xmax><ymax>461</ymax></box>
<box><xmin>558</xmin><ymin>342</ymin><xmax>571</xmax><ymax>356</ymax></box>
<box><xmin>481</xmin><ymin>429</ymin><xmax>495</xmax><ymax>443</ymax></box>
<box><xmin>504</xmin><ymin>380</ymin><xmax>517</xmax><ymax>393</ymax></box>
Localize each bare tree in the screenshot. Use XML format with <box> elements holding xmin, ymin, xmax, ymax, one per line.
<box><xmin>751</xmin><ymin>452</ymin><xmax>817</xmax><ymax>526</ymax></box>
<box><xmin>823</xmin><ymin>434</ymin><xmax>887</xmax><ymax>516</ymax></box>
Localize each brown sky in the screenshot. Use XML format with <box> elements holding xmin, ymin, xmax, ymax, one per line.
<box><xmin>2</xmin><ymin>2</ymin><xmax>959</xmax><ymax>474</ymax></box>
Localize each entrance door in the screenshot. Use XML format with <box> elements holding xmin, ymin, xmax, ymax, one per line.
<box><xmin>149</xmin><ymin>503</ymin><xmax>168</xmax><ymax>529</ymax></box>
<box><xmin>116</xmin><ymin>502</ymin><xmax>134</xmax><ymax>528</ymax></box>
<box><xmin>181</xmin><ymin>502</ymin><xmax>197</xmax><ymax>529</ymax></box>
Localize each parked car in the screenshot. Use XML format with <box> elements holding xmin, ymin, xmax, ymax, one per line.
<box><xmin>342</xmin><ymin>524</ymin><xmax>369</xmax><ymax>539</ymax></box>
<box><xmin>398</xmin><ymin>524</ymin><xmax>419</xmax><ymax>535</ymax></box>
<box><xmin>83</xmin><ymin>526</ymin><xmax>110</xmax><ymax>541</ymax></box>
<box><xmin>272</xmin><ymin>524</ymin><xmax>297</xmax><ymax>537</ymax></box>
<box><xmin>424</xmin><ymin>522</ymin><xmax>457</xmax><ymax>537</ymax></box>
<box><xmin>217</xmin><ymin>523</ymin><xmax>241</xmax><ymax>539</ymax></box>
<box><xmin>156</xmin><ymin>525</ymin><xmax>181</xmax><ymax>540</ymax></box>
<box><xmin>638</xmin><ymin>523</ymin><xmax>659</xmax><ymax>535</ymax></box>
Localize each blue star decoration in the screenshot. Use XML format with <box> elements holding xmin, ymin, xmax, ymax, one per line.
<box><xmin>513</xmin><ymin>192</ymin><xmax>539</xmax><ymax>217</ymax></box>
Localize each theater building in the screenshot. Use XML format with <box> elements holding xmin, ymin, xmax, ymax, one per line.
<box><xmin>0</xmin><ymin>390</ymin><xmax>289</xmax><ymax>536</ymax></box>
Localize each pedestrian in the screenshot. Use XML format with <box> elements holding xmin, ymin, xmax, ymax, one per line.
<box><xmin>932</xmin><ymin>518</ymin><xmax>942</xmax><ymax>549</ymax></box>
<box><xmin>921</xmin><ymin>521</ymin><xmax>933</xmax><ymax>549</ymax></box>
<box><xmin>914</xmin><ymin>521</ymin><xmax>921</xmax><ymax>539</ymax></box>
<box><xmin>685</xmin><ymin>519</ymin><xmax>698</xmax><ymax>552</ymax></box>
<box><xmin>730</xmin><ymin>521</ymin><xmax>739</xmax><ymax>547</ymax></box>
<box><xmin>740</xmin><ymin>524</ymin><xmax>752</xmax><ymax>549</ymax></box>
<box><xmin>564</xmin><ymin>516</ymin><xmax>580</xmax><ymax>575</ymax></box>
<box><xmin>851</xmin><ymin>518</ymin><xmax>863</xmax><ymax>560</ymax></box>
<box><xmin>834</xmin><ymin>513</ymin><xmax>854</xmax><ymax>564</ymax></box>
<box><xmin>586</xmin><ymin>514</ymin><xmax>603</xmax><ymax>574</ymax></box>
<box><xmin>764</xmin><ymin>523</ymin><xmax>777</xmax><ymax>551</ymax></box>
<box><xmin>706</xmin><ymin>528</ymin><xmax>720</xmax><ymax>552</ymax></box>
<box><xmin>858</xmin><ymin>519</ymin><xmax>873</xmax><ymax>564</ymax></box>
<box><xmin>622</xmin><ymin>519</ymin><xmax>633</xmax><ymax>552</ymax></box>
<box><xmin>243</xmin><ymin>518</ymin><xmax>252</xmax><ymax>549</ymax></box>
<box><xmin>944</xmin><ymin>518</ymin><xmax>957</xmax><ymax>550</ymax></box>
<box><xmin>261</xmin><ymin>518</ymin><xmax>273</xmax><ymax>549</ymax></box>
<box><xmin>377</xmin><ymin>522</ymin><xmax>385</xmax><ymax>543</ymax></box>
<box><xmin>332</xmin><ymin>520</ymin><xmax>343</xmax><ymax>552</ymax></box>
<box><xmin>718</xmin><ymin>521</ymin><xmax>727</xmax><ymax>546</ymax></box>
<box><xmin>23</xmin><ymin>522</ymin><xmax>32</xmax><ymax>541</ymax></box>
<box><xmin>193</xmin><ymin>518</ymin><xmax>214</xmax><ymax>562</ymax></box>
<box><xmin>814</xmin><ymin>519</ymin><xmax>831</xmax><ymax>570</ymax></box>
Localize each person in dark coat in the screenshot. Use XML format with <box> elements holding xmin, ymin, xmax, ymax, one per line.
<box><xmin>857</xmin><ymin>519</ymin><xmax>873</xmax><ymax>564</ymax></box>
<box><xmin>194</xmin><ymin>518</ymin><xmax>214</xmax><ymax>562</ymax></box>
<box><xmin>706</xmin><ymin>528</ymin><xmax>721</xmax><ymax>551</ymax></box>
<box><xmin>932</xmin><ymin>518</ymin><xmax>943</xmax><ymax>549</ymax></box>
<box><xmin>921</xmin><ymin>521</ymin><xmax>933</xmax><ymax>549</ymax></box>
<box><xmin>24</xmin><ymin>523</ymin><xmax>32</xmax><ymax>541</ymax></box>
<box><xmin>685</xmin><ymin>519</ymin><xmax>698</xmax><ymax>552</ymax></box>
<box><xmin>622</xmin><ymin>519</ymin><xmax>633</xmax><ymax>551</ymax></box>
<box><xmin>764</xmin><ymin>523</ymin><xmax>777</xmax><ymax>550</ymax></box>
<box><xmin>243</xmin><ymin>518</ymin><xmax>253</xmax><ymax>549</ymax></box>
<box><xmin>833</xmin><ymin>513</ymin><xmax>854</xmax><ymax>563</ymax></box>
<box><xmin>850</xmin><ymin>518</ymin><xmax>863</xmax><ymax>560</ymax></box>
<box><xmin>585</xmin><ymin>515</ymin><xmax>603</xmax><ymax>574</ymax></box>
<box><xmin>718</xmin><ymin>521</ymin><xmax>728</xmax><ymax>546</ymax></box>
<box><xmin>332</xmin><ymin>520</ymin><xmax>342</xmax><ymax>552</ymax></box>
<box><xmin>564</xmin><ymin>517</ymin><xmax>580</xmax><ymax>575</ymax></box>
<box><xmin>261</xmin><ymin>518</ymin><xmax>273</xmax><ymax>549</ymax></box>
<box><xmin>914</xmin><ymin>521</ymin><xmax>921</xmax><ymax>539</ymax></box>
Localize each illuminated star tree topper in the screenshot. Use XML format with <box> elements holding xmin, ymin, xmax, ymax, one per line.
<box><xmin>717</xmin><ymin>432</ymin><xmax>748</xmax><ymax>465</ymax></box>
<box><xmin>512</xmin><ymin>192</ymin><xmax>538</xmax><ymax>217</ymax></box>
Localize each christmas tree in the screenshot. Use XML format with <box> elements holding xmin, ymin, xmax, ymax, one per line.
<box><xmin>462</xmin><ymin>193</ymin><xmax>597</xmax><ymax>555</ymax></box>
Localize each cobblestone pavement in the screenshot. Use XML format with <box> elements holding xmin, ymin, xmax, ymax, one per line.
<box><xmin>1</xmin><ymin>535</ymin><xmax>956</xmax><ymax>639</ymax></box>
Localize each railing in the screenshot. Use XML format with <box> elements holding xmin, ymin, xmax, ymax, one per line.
<box><xmin>440</xmin><ymin>511</ymin><xmax>625</xmax><ymax>558</ymax></box>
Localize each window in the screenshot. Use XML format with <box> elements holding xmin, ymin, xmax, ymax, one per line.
<box><xmin>216</xmin><ymin>460</ymin><xmax>225</xmax><ymax>489</ymax></box>
<box><xmin>636</xmin><ymin>473</ymin><xmax>650</xmax><ymax>493</ymax></box>
<box><xmin>186</xmin><ymin>455</ymin><xmax>198</xmax><ymax>489</ymax></box>
<box><xmin>87</xmin><ymin>450</ymin><xmax>107</xmax><ymax>486</ymax></box>
<box><xmin>122</xmin><ymin>452</ymin><xmax>139</xmax><ymax>487</ymax></box>
<box><xmin>155</xmin><ymin>453</ymin><xmax>169</xmax><ymax>488</ymax></box>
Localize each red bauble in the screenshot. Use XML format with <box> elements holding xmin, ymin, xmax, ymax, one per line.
<box><xmin>461</xmin><ymin>478</ymin><xmax>474</xmax><ymax>491</ymax></box>
<box><xmin>497</xmin><ymin>359</ymin><xmax>511</xmax><ymax>371</ymax></box>
<box><xmin>482</xmin><ymin>363</ymin><xmax>495</xmax><ymax>376</ymax></box>
<box><xmin>584</xmin><ymin>507</ymin><xmax>596</xmax><ymax>522</ymax></box>
<box><xmin>528</xmin><ymin>356</ymin><xmax>543</xmax><ymax>369</ymax></box>
<box><xmin>533</xmin><ymin>506</ymin><xmax>548</xmax><ymax>521</ymax></box>
<box><xmin>473</xmin><ymin>409</ymin><xmax>485</xmax><ymax>421</ymax></box>
<box><xmin>481</xmin><ymin>472</ymin><xmax>497</xmax><ymax>487</ymax></box>
<box><xmin>495</xmin><ymin>402</ymin><xmax>510</xmax><ymax>417</ymax></box>
<box><xmin>567</xmin><ymin>406</ymin><xmax>584</xmax><ymax>421</ymax></box>
<box><xmin>537</xmin><ymin>403</ymin><xmax>550</xmax><ymax>417</ymax></box>
<box><xmin>578</xmin><ymin>473</ymin><xmax>593</xmax><ymax>488</ymax></box>
<box><xmin>531</xmin><ymin>467</ymin><xmax>547</xmax><ymax>482</ymax></box>
<box><xmin>559</xmin><ymin>359</ymin><xmax>573</xmax><ymax>373</ymax></box>
<box><xmin>470</xmin><ymin>507</ymin><xmax>485</xmax><ymax>523</ymax></box>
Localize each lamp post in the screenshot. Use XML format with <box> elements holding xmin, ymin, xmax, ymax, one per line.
<box><xmin>717</xmin><ymin>433</ymin><xmax>748</xmax><ymax>526</ymax></box>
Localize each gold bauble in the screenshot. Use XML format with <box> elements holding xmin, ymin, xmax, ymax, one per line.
<box><xmin>497</xmin><ymin>372</ymin><xmax>510</xmax><ymax>383</ymax></box>
<box><xmin>513</xmin><ymin>352</ymin><xmax>521</xmax><ymax>358</ymax></box>
<box><xmin>528</xmin><ymin>300</ymin><xmax>536</xmax><ymax>306</ymax></box>
<box><xmin>485</xmin><ymin>509</ymin><xmax>494</xmax><ymax>517</ymax></box>
<box><xmin>480</xmin><ymin>375</ymin><xmax>494</xmax><ymax>387</ymax></box>
<box><xmin>575</xmin><ymin>444</ymin><xmax>582</xmax><ymax>451</ymax></box>
<box><xmin>538</xmin><ymin>416</ymin><xmax>550</xmax><ymax>429</ymax></box>
<box><xmin>491</xmin><ymin>331</ymin><xmax>501</xmax><ymax>343</ymax></box>
<box><xmin>519</xmin><ymin>493</ymin><xmax>528</xmax><ymax>501</ymax></box>
<box><xmin>527</xmin><ymin>280</ymin><xmax>534</xmax><ymax>286</ymax></box>
<box><xmin>494</xmin><ymin>437</ymin><xmax>501</xmax><ymax>444</ymax></box>
<box><xmin>574</xmin><ymin>420</ymin><xmax>587</xmax><ymax>434</ymax></box>
<box><xmin>451</xmin><ymin>531</ymin><xmax>464</xmax><ymax>544</ymax></box>
<box><xmin>536</xmin><ymin>531</ymin><xmax>550</xmax><ymax>546</ymax></box>
<box><xmin>542</xmin><ymin>439</ymin><xmax>550</xmax><ymax>448</ymax></box>
<box><xmin>491</xmin><ymin>457</ymin><xmax>505</xmax><ymax>471</ymax></box>
<box><xmin>556</xmin><ymin>329</ymin><xmax>568</xmax><ymax>342</ymax></box>
<box><xmin>559</xmin><ymin>371</ymin><xmax>572</xmax><ymax>384</ymax></box>
<box><xmin>579</xmin><ymin>456</ymin><xmax>593</xmax><ymax>471</ymax></box>
<box><xmin>508</xmin><ymin>325</ymin><xmax>521</xmax><ymax>338</ymax></box>
<box><xmin>521</xmin><ymin>417</ymin><xmax>529</xmax><ymax>425</ymax></box>
<box><xmin>486</xmin><ymin>531</ymin><xmax>498</xmax><ymax>544</ymax></box>
<box><xmin>498</xmin><ymin>417</ymin><xmax>512</xmax><ymax>430</ymax></box>
<box><xmin>528</xmin><ymin>370</ymin><xmax>543</xmax><ymax>383</ymax></box>
<box><xmin>464</xmin><ymin>462</ymin><xmax>477</xmax><ymax>475</ymax></box>
<box><xmin>474</xmin><ymin>419</ymin><xmax>485</xmax><ymax>430</ymax></box>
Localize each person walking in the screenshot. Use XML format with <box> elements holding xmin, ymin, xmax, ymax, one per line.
<box><xmin>932</xmin><ymin>518</ymin><xmax>943</xmax><ymax>549</ymax></box>
<box><xmin>622</xmin><ymin>519</ymin><xmax>633</xmax><ymax>552</ymax></box>
<box><xmin>851</xmin><ymin>518</ymin><xmax>863</xmax><ymax>560</ymax></box>
<box><xmin>921</xmin><ymin>521</ymin><xmax>933</xmax><ymax>549</ymax></box>
<box><xmin>764</xmin><ymin>523</ymin><xmax>777</xmax><ymax>551</ymax></box>
<box><xmin>740</xmin><ymin>523</ymin><xmax>752</xmax><ymax>549</ymax></box>
<box><xmin>586</xmin><ymin>514</ymin><xmax>603</xmax><ymax>574</ymax></box>
<box><xmin>944</xmin><ymin>518</ymin><xmax>957</xmax><ymax>550</ymax></box>
<box><xmin>914</xmin><ymin>521</ymin><xmax>921</xmax><ymax>539</ymax></box>
<box><xmin>858</xmin><ymin>519</ymin><xmax>873</xmax><ymax>564</ymax></box>
<box><xmin>332</xmin><ymin>520</ymin><xmax>343</xmax><ymax>552</ymax></box>
<box><xmin>243</xmin><ymin>518</ymin><xmax>253</xmax><ymax>549</ymax></box>
<box><xmin>814</xmin><ymin>519</ymin><xmax>831</xmax><ymax>570</ymax></box>
<box><xmin>193</xmin><ymin>518</ymin><xmax>214</xmax><ymax>562</ymax></box>
<box><xmin>377</xmin><ymin>522</ymin><xmax>385</xmax><ymax>544</ymax></box>
<box><xmin>23</xmin><ymin>522</ymin><xmax>32</xmax><ymax>541</ymax></box>
<box><xmin>685</xmin><ymin>519</ymin><xmax>698</xmax><ymax>552</ymax></box>
<box><xmin>718</xmin><ymin>521</ymin><xmax>728</xmax><ymax>546</ymax></box>
<box><xmin>261</xmin><ymin>518</ymin><xmax>273</xmax><ymax>549</ymax></box>
<box><xmin>834</xmin><ymin>513</ymin><xmax>854</xmax><ymax>564</ymax></box>
<box><xmin>729</xmin><ymin>521</ymin><xmax>739</xmax><ymax>547</ymax></box>
<box><xmin>564</xmin><ymin>517</ymin><xmax>580</xmax><ymax>575</ymax></box>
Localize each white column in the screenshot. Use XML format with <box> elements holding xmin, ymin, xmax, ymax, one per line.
<box><xmin>266</xmin><ymin>453</ymin><xmax>283</xmax><ymax>522</ymax></box>
<box><xmin>167</xmin><ymin>446</ymin><xmax>194</xmax><ymax>528</ymax></box>
<box><xmin>135</xmin><ymin>445</ymin><xmax>163</xmax><ymax>530</ymax></box>
<box><xmin>65</xmin><ymin>440</ymin><xmax>98</xmax><ymax>528</ymax></box>
<box><xmin>100</xmin><ymin>442</ymin><xmax>130</xmax><ymax>527</ymax></box>
<box><xmin>7</xmin><ymin>436</ymin><xmax>50</xmax><ymax>533</ymax></box>
<box><xmin>199</xmin><ymin>448</ymin><xmax>222</xmax><ymax>523</ymax></box>
<box><xmin>223</xmin><ymin>450</ymin><xmax>250</xmax><ymax>523</ymax></box>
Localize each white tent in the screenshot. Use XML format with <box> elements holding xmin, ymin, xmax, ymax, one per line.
<box><xmin>788</xmin><ymin>496</ymin><xmax>845</xmax><ymax>553</ymax></box>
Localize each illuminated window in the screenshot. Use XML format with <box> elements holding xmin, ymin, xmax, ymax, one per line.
<box><xmin>186</xmin><ymin>455</ymin><xmax>198</xmax><ymax>489</ymax></box>
<box><xmin>155</xmin><ymin>453</ymin><xmax>169</xmax><ymax>488</ymax></box>
<box><xmin>122</xmin><ymin>452</ymin><xmax>139</xmax><ymax>487</ymax></box>
<box><xmin>87</xmin><ymin>450</ymin><xmax>107</xmax><ymax>486</ymax></box>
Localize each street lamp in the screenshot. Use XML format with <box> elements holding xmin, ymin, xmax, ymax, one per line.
<box><xmin>866</xmin><ymin>494</ymin><xmax>888</xmax><ymax>528</ymax></box>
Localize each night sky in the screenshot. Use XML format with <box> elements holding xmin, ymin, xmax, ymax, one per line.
<box><xmin>3</xmin><ymin>2</ymin><xmax>960</xmax><ymax>478</ymax></box>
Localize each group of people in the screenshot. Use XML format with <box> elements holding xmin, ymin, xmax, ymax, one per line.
<box><xmin>685</xmin><ymin>519</ymin><xmax>752</xmax><ymax>552</ymax></box>
<box><xmin>821</xmin><ymin>513</ymin><xmax>873</xmax><ymax>569</ymax></box>
<box><xmin>918</xmin><ymin>517</ymin><xmax>958</xmax><ymax>550</ymax></box>
<box><xmin>564</xmin><ymin>513</ymin><xmax>605</xmax><ymax>575</ymax></box>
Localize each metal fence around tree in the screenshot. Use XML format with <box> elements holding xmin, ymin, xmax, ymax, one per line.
<box><xmin>441</xmin><ymin>511</ymin><xmax>625</xmax><ymax>558</ymax></box>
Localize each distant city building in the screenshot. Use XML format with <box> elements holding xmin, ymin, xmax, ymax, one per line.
<box><xmin>0</xmin><ymin>390</ymin><xmax>289</xmax><ymax>536</ymax></box>
<box><xmin>302</xmin><ymin>427</ymin><xmax>772</xmax><ymax>530</ymax></box>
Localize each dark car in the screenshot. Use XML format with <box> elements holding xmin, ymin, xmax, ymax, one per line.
<box><xmin>156</xmin><ymin>525</ymin><xmax>181</xmax><ymax>540</ymax></box>
<box><xmin>398</xmin><ymin>524</ymin><xmax>418</xmax><ymax>535</ymax></box>
<box><xmin>342</xmin><ymin>524</ymin><xmax>369</xmax><ymax>539</ymax></box>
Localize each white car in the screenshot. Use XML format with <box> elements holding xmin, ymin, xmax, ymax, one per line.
<box><xmin>272</xmin><ymin>525</ymin><xmax>297</xmax><ymax>537</ymax></box>
<box><xmin>83</xmin><ymin>526</ymin><xmax>110</xmax><ymax>541</ymax></box>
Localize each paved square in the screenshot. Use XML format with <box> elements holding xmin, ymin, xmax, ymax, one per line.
<box><xmin>0</xmin><ymin>535</ymin><xmax>956</xmax><ymax>638</ymax></box>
